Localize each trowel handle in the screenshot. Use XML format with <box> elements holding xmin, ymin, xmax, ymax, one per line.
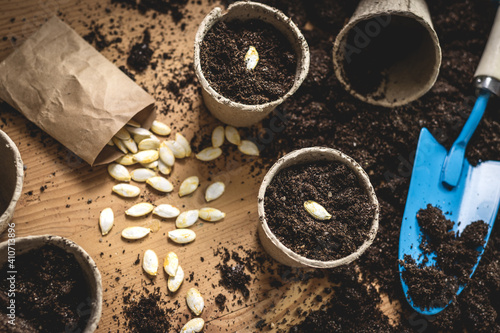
<box><xmin>475</xmin><ymin>6</ymin><xmax>500</xmax><ymax>96</ymax></box>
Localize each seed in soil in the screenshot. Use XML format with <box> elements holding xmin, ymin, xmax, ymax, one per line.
<box><xmin>133</xmin><ymin>150</ymin><xmax>159</xmax><ymax>164</ymax></box>
<box><xmin>153</xmin><ymin>204</ymin><xmax>180</xmax><ymax>219</ymax></box>
<box><xmin>168</xmin><ymin>229</ymin><xmax>196</xmax><ymax>244</ymax></box>
<box><xmin>108</xmin><ymin>163</ymin><xmax>131</xmax><ymax>182</ymax></box>
<box><xmin>112</xmin><ymin>183</ymin><xmax>141</xmax><ymax>198</ymax></box>
<box><xmin>245</xmin><ymin>45</ymin><xmax>259</xmax><ymax>70</ymax></box>
<box><xmin>199</xmin><ymin>207</ymin><xmax>225</xmax><ymax>222</ymax></box>
<box><xmin>151</xmin><ymin>120</ymin><xmax>171</xmax><ymax>136</ymax></box>
<box><xmin>225</xmin><ymin>126</ymin><xmax>240</xmax><ymax>145</ymax></box>
<box><xmin>186</xmin><ymin>287</ymin><xmax>204</xmax><ymax>316</ymax></box>
<box><xmin>196</xmin><ymin>147</ymin><xmax>222</xmax><ymax>161</ymax></box>
<box><xmin>146</xmin><ymin>176</ymin><xmax>174</xmax><ymax>193</ymax></box>
<box><xmin>180</xmin><ymin>317</ymin><xmax>204</xmax><ymax>333</ymax></box>
<box><xmin>304</xmin><ymin>200</ymin><xmax>332</xmax><ymax>220</ymax></box>
<box><xmin>163</xmin><ymin>251</ymin><xmax>179</xmax><ymax>277</ymax></box>
<box><xmin>212</xmin><ymin>125</ymin><xmax>225</xmax><ymax>148</ymax></box>
<box><xmin>205</xmin><ymin>181</ymin><xmax>225</xmax><ymax>202</ymax></box>
<box><xmin>238</xmin><ymin>140</ymin><xmax>259</xmax><ymax>156</ymax></box>
<box><xmin>168</xmin><ymin>264</ymin><xmax>184</xmax><ymax>292</ymax></box>
<box><xmin>121</xmin><ymin>226</ymin><xmax>151</xmax><ymax>240</ymax></box>
<box><xmin>143</xmin><ymin>249</ymin><xmax>159</xmax><ymax>276</ymax></box>
<box><xmin>175</xmin><ymin>133</ymin><xmax>192</xmax><ymax>157</ymax></box>
<box><xmin>131</xmin><ymin>168</ymin><xmax>156</xmax><ymax>182</ymax></box>
<box><xmin>125</xmin><ymin>202</ymin><xmax>154</xmax><ymax>217</ymax></box>
<box><xmin>179</xmin><ymin>176</ymin><xmax>199</xmax><ymax>197</ymax></box>
<box><xmin>176</xmin><ymin>210</ymin><xmax>200</xmax><ymax>228</ymax></box>
<box><xmin>99</xmin><ymin>207</ymin><xmax>114</xmax><ymax>236</ymax></box>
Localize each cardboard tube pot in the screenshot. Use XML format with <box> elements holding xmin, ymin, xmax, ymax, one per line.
<box><xmin>333</xmin><ymin>0</ymin><xmax>441</xmax><ymax>107</ymax></box>
<box><xmin>0</xmin><ymin>235</ymin><xmax>102</xmax><ymax>332</ymax></box>
<box><xmin>194</xmin><ymin>1</ymin><xmax>310</xmax><ymax>127</ymax></box>
<box><xmin>0</xmin><ymin>130</ymin><xmax>23</xmax><ymax>234</ymax></box>
<box><xmin>258</xmin><ymin>147</ymin><xmax>379</xmax><ymax>268</ymax></box>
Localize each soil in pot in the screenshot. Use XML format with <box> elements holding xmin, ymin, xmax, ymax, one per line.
<box><xmin>200</xmin><ymin>19</ymin><xmax>297</xmax><ymax>105</ymax></box>
<box><xmin>264</xmin><ymin>161</ymin><xmax>376</xmax><ymax>261</ymax></box>
<box><xmin>0</xmin><ymin>244</ymin><xmax>92</xmax><ymax>332</ymax></box>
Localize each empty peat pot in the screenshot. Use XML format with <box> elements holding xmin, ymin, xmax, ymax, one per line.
<box><xmin>194</xmin><ymin>1</ymin><xmax>310</xmax><ymax>127</ymax></box>
<box><xmin>0</xmin><ymin>235</ymin><xmax>102</xmax><ymax>332</ymax></box>
<box><xmin>257</xmin><ymin>147</ymin><xmax>379</xmax><ymax>268</ymax></box>
<box><xmin>333</xmin><ymin>0</ymin><xmax>441</xmax><ymax>107</ymax></box>
<box><xmin>0</xmin><ymin>129</ymin><xmax>23</xmax><ymax>234</ymax></box>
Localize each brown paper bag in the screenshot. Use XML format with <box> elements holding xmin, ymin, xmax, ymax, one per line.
<box><xmin>0</xmin><ymin>17</ymin><xmax>155</xmax><ymax>166</ymax></box>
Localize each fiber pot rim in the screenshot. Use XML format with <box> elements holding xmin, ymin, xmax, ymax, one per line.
<box><xmin>0</xmin><ymin>235</ymin><xmax>103</xmax><ymax>332</ymax></box>
<box><xmin>0</xmin><ymin>129</ymin><xmax>24</xmax><ymax>234</ymax></box>
<box><xmin>193</xmin><ymin>1</ymin><xmax>310</xmax><ymax>112</ymax></box>
<box><xmin>257</xmin><ymin>147</ymin><xmax>380</xmax><ymax>268</ymax></box>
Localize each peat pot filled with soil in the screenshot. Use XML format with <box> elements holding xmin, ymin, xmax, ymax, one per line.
<box><xmin>0</xmin><ymin>235</ymin><xmax>102</xmax><ymax>333</ymax></box>
<box><xmin>194</xmin><ymin>1</ymin><xmax>309</xmax><ymax>127</ymax></box>
<box><xmin>258</xmin><ymin>147</ymin><xmax>380</xmax><ymax>268</ymax></box>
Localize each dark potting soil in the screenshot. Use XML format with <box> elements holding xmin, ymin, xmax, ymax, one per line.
<box><xmin>264</xmin><ymin>161</ymin><xmax>376</xmax><ymax>261</ymax></box>
<box><xmin>127</xmin><ymin>29</ymin><xmax>154</xmax><ymax>72</ymax></box>
<box><xmin>400</xmin><ymin>205</ymin><xmax>488</xmax><ymax>310</ymax></box>
<box><xmin>200</xmin><ymin>19</ymin><xmax>297</xmax><ymax>105</ymax></box>
<box><xmin>0</xmin><ymin>244</ymin><xmax>91</xmax><ymax>333</ymax></box>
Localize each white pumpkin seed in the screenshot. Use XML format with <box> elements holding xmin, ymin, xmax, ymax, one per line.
<box><xmin>131</xmin><ymin>168</ymin><xmax>156</xmax><ymax>182</ymax></box>
<box><xmin>138</xmin><ymin>137</ymin><xmax>160</xmax><ymax>151</ymax></box>
<box><xmin>99</xmin><ymin>208</ymin><xmax>114</xmax><ymax>236</ymax></box>
<box><xmin>108</xmin><ymin>163</ymin><xmax>131</xmax><ymax>182</ymax></box>
<box><xmin>115</xmin><ymin>127</ymin><xmax>131</xmax><ymax>140</ymax></box>
<box><xmin>141</xmin><ymin>160</ymin><xmax>158</xmax><ymax>170</ymax></box>
<box><xmin>199</xmin><ymin>207</ymin><xmax>225</xmax><ymax>222</ymax></box>
<box><xmin>225</xmin><ymin>126</ymin><xmax>241</xmax><ymax>145</ymax></box>
<box><xmin>196</xmin><ymin>147</ymin><xmax>222</xmax><ymax>161</ymax></box>
<box><xmin>238</xmin><ymin>140</ymin><xmax>260</xmax><ymax>156</ymax></box>
<box><xmin>205</xmin><ymin>182</ymin><xmax>225</xmax><ymax>202</ymax></box>
<box><xmin>186</xmin><ymin>288</ymin><xmax>204</xmax><ymax>316</ymax></box>
<box><xmin>143</xmin><ymin>249</ymin><xmax>159</xmax><ymax>276</ymax></box>
<box><xmin>125</xmin><ymin>202</ymin><xmax>155</xmax><ymax>217</ymax></box>
<box><xmin>245</xmin><ymin>45</ymin><xmax>259</xmax><ymax>70</ymax></box>
<box><xmin>180</xmin><ymin>318</ymin><xmax>204</xmax><ymax>333</ymax></box>
<box><xmin>121</xmin><ymin>226</ymin><xmax>150</xmax><ymax>240</ymax></box>
<box><xmin>211</xmin><ymin>125</ymin><xmax>225</xmax><ymax>148</ymax></box>
<box><xmin>127</xmin><ymin>119</ymin><xmax>141</xmax><ymax>128</ymax></box>
<box><xmin>133</xmin><ymin>133</ymin><xmax>152</xmax><ymax>144</ymax></box>
<box><xmin>159</xmin><ymin>146</ymin><xmax>175</xmax><ymax>166</ymax></box>
<box><xmin>134</xmin><ymin>150</ymin><xmax>159</xmax><ymax>164</ymax></box>
<box><xmin>126</xmin><ymin>126</ymin><xmax>152</xmax><ymax>137</ymax></box>
<box><xmin>115</xmin><ymin>154</ymin><xmax>137</xmax><ymax>166</ymax></box>
<box><xmin>112</xmin><ymin>184</ymin><xmax>140</xmax><ymax>197</ymax></box>
<box><xmin>112</xmin><ymin>136</ymin><xmax>128</xmax><ymax>154</ymax></box>
<box><xmin>304</xmin><ymin>200</ymin><xmax>332</xmax><ymax>220</ymax></box>
<box><xmin>175</xmin><ymin>133</ymin><xmax>191</xmax><ymax>157</ymax></box>
<box><xmin>175</xmin><ymin>210</ymin><xmax>199</xmax><ymax>228</ymax></box>
<box><xmin>168</xmin><ymin>229</ymin><xmax>196</xmax><ymax>244</ymax></box>
<box><xmin>168</xmin><ymin>265</ymin><xmax>184</xmax><ymax>293</ymax></box>
<box><xmin>158</xmin><ymin>159</ymin><xmax>172</xmax><ymax>175</ymax></box>
<box><xmin>165</xmin><ymin>140</ymin><xmax>186</xmax><ymax>159</ymax></box>
<box><xmin>151</xmin><ymin>120</ymin><xmax>171</xmax><ymax>136</ymax></box>
<box><xmin>153</xmin><ymin>204</ymin><xmax>180</xmax><ymax>219</ymax></box>
<box><xmin>147</xmin><ymin>176</ymin><xmax>174</xmax><ymax>192</ymax></box>
<box><xmin>122</xmin><ymin>137</ymin><xmax>138</xmax><ymax>154</ymax></box>
<box><xmin>163</xmin><ymin>251</ymin><xmax>179</xmax><ymax>277</ymax></box>
<box><xmin>179</xmin><ymin>176</ymin><xmax>199</xmax><ymax>197</ymax></box>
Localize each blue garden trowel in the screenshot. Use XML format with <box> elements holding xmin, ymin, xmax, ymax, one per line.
<box><xmin>399</xmin><ymin>7</ymin><xmax>500</xmax><ymax>315</ymax></box>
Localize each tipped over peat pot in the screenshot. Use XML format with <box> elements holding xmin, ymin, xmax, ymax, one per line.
<box><xmin>257</xmin><ymin>147</ymin><xmax>380</xmax><ymax>268</ymax></box>
<box><xmin>194</xmin><ymin>1</ymin><xmax>310</xmax><ymax>127</ymax></box>
<box><xmin>0</xmin><ymin>235</ymin><xmax>102</xmax><ymax>332</ymax></box>
<box><xmin>0</xmin><ymin>129</ymin><xmax>23</xmax><ymax>234</ymax></box>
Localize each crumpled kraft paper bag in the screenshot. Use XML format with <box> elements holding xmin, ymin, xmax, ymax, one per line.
<box><xmin>0</xmin><ymin>16</ymin><xmax>156</xmax><ymax>166</ymax></box>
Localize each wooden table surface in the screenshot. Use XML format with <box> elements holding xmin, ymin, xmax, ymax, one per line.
<box><xmin>0</xmin><ymin>1</ymin><xmax>398</xmax><ymax>332</ymax></box>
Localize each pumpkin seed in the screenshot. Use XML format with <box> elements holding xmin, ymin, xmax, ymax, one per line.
<box><xmin>147</xmin><ymin>176</ymin><xmax>174</xmax><ymax>192</ymax></box>
<box><xmin>121</xmin><ymin>226</ymin><xmax>150</xmax><ymax>239</ymax></box>
<box><xmin>126</xmin><ymin>126</ymin><xmax>152</xmax><ymax>137</ymax></box>
<box><xmin>205</xmin><ymin>182</ymin><xmax>225</xmax><ymax>202</ymax></box>
<box><xmin>180</xmin><ymin>318</ymin><xmax>204</xmax><ymax>333</ymax></box>
<box><xmin>175</xmin><ymin>210</ymin><xmax>199</xmax><ymax>228</ymax></box>
<box><xmin>245</xmin><ymin>45</ymin><xmax>259</xmax><ymax>70</ymax></box>
<box><xmin>163</xmin><ymin>251</ymin><xmax>179</xmax><ymax>277</ymax></box>
<box><xmin>108</xmin><ymin>163</ymin><xmax>131</xmax><ymax>182</ymax></box>
<box><xmin>211</xmin><ymin>125</ymin><xmax>225</xmax><ymax>148</ymax></box>
<box><xmin>238</xmin><ymin>140</ymin><xmax>260</xmax><ymax>156</ymax></box>
<box><xmin>153</xmin><ymin>204</ymin><xmax>180</xmax><ymax>219</ymax></box>
<box><xmin>199</xmin><ymin>207</ymin><xmax>225</xmax><ymax>222</ymax></box>
<box><xmin>159</xmin><ymin>146</ymin><xmax>175</xmax><ymax>167</ymax></box>
<box><xmin>122</xmin><ymin>137</ymin><xmax>138</xmax><ymax>154</ymax></box>
<box><xmin>115</xmin><ymin>127</ymin><xmax>131</xmax><ymax>140</ymax></box>
<box><xmin>168</xmin><ymin>265</ymin><xmax>184</xmax><ymax>293</ymax></box>
<box><xmin>165</xmin><ymin>140</ymin><xmax>186</xmax><ymax>159</ymax></box>
<box><xmin>145</xmin><ymin>219</ymin><xmax>161</xmax><ymax>233</ymax></box>
<box><xmin>304</xmin><ymin>200</ymin><xmax>332</xmax><ymax>220</ymax></box>
<box><xmin>143</xmin><ymin>249</ymin><xmax>159</xmax><ymax>276</ymax></box>
<box><xmin>168</xmin><ymin>229</ymin><xmax>196</xmax><ymax>244</ymax></box>
<box><xmin>179</xmin><ymin>176</ymin><xmax>199</xmax><ymax>197</ymax></box>
<box><xmin>133</xmin><ymin>150</ymin><xmax>159</xmax><ymax>164</ymax></box>
<box><xmin>115</xmin><ymin>154</ymin><xmax>137</xmax><ymax>166</ymax></box>
<box><xmin>99</xmin><ymin>208</ymin><xmax>114</xmax><ymax>236</ymax></box>
<box><xmin>112</xmin><ymin>136</ymin><xmax>129</xmax><ymax>154</ymax></box>
<box><xmin>125</xmin><ymin>202</ymin><xmax>154</xmax><ymax>217</ymax></box>
<box><xmin>131</xmin><ymin>168</ymin><xmax>156</xmax><ymax>182</ymax></box>
<box><xmin>127</xmin><ymin>119</ymin><xmax>141</xmax><ymax>128</ymax></box>
<box><xmin>138</xmin><ymin>137</ymin><xmax>160</xmax><ymax>151</ymax></box>
<box><xmin>107</xmin><ymin>139</ymin><xmax>114</xmax><ymax>146</ymax></box>
<box><xmin>151</xmin><ymin>120</ymin><xmax>171</xmax><ymax>136</ymax></box>
<box><xmin>112</xmin><ymin>184</ymin><xmax>140</xmax><ymax>197</ymax></box>
<box><xmin>141</xmin><ymin>160</ymin><xmax>158</xmax><ymax>170</ymax></box>
<box><xmin>133</xmin><ymin>133</ymin><xmax>152</xmax><ymax>144</ymax></box>
<box><xmin>225</xmin><ymin>126</ymin><xmax>241</xmax><ymax>145</ymax></box>
<box><xmin>175</xmin><ymin>133</ymin><xmax>191</xmax><ymax>157</ymax></box>
<box><xmin>158</xmin><ymin>159</ymin><xmax>172</xmax><ymax>175</ymax></box>
<box><xmin>195</xmin><ymin>147</ymin><xmax>222</xmax><ymax>161</ymax></box>
<box><xmin>186</xmin><ymin>287</ymin><xmax>204</xmax><ymax>316</ymax></box>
